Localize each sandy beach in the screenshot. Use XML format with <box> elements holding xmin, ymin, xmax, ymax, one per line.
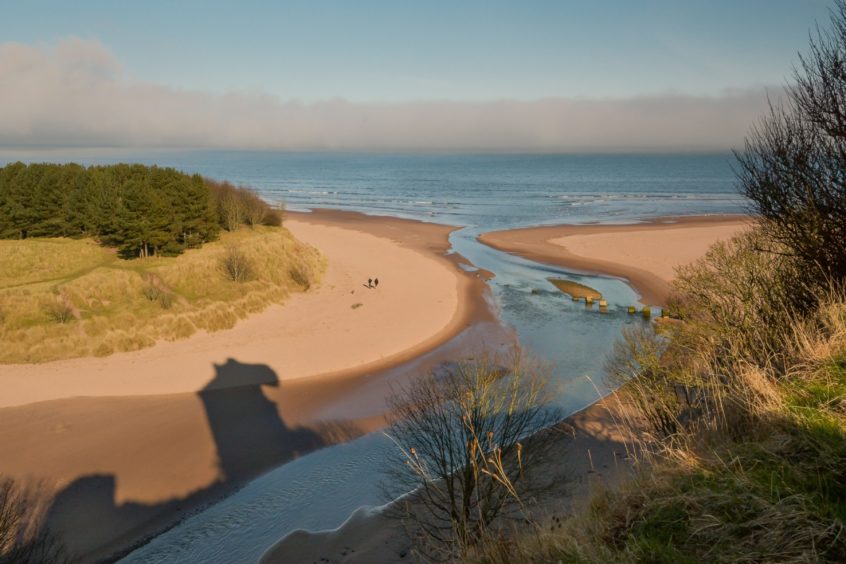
<box><xmin>2</xmin><ymin>210</ymin><xmax>492</xmax><ymax>408</ymax></box>
<box><xmin>0</xmin><ymin>210</ymin><xmax>508</xmax><ymax>561</ymax></box>
<box><xmin>479</xmin><ymin>215</ymin><xmax>751</xmax><ymax>305</ymax></box>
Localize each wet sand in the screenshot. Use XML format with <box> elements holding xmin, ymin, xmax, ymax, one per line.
<box><xmin>479</xmin><ymin>215</ymin><xmax>751</xmax><ymax>305</ymax></box>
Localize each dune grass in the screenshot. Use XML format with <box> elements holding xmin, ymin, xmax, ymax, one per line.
<box><xmin>0</xmin><ymin>227</ymin><xmax>325</xmax><ymax>363</ymax></box>
<box><xmin>548</xmin><ymin>278</ymin><xmax>602</xmax><ymax>300</ymax></box>
<box><xmin>463</xmin><ymin>229</ymin><xmax>846</xmax><ymax>563</ymax></box>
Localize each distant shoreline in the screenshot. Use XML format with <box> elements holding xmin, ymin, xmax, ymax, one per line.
<box><xmin>479</xmin><ymin>214</ymin><xmax>751</xmax><ymax>305</ymax></box>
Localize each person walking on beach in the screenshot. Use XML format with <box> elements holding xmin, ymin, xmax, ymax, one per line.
<box><xmin>367</xmin><ymin>278</ymin><xmax>372</xmax><ymax>288</ymax></box>
<box><xmin>374</xmin><ymin>278</ymin><xmax>379</xmax><ymax>288</ymax></box>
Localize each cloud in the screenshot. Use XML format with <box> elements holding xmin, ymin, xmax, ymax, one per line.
<box><xmin>0</xmin><ymin>38</ymin><xmax>778</xmax><ymax>151</ymax></box>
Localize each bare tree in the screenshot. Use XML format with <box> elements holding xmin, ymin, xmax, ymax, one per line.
<box><xmin>735</xmin><ymin>0</ymin><xmax>846</xmax><ymax>289</ymax></box>
<box><xmin>242</xmin><ymin>189</ymin><xmax>268</xmax><ymax>228</ymax></box>
<box><xmin>220</xmin><ymin>246</ymin><xmax>255</xmax><ymax>283</ymax></box>
<box><xmin>0</xmin><ymin>478</ymin><xmax>68</xmax><ymax>564</ymax></box>
<box><xmin>381</xmin><ymin>352</ymin><xmax>560</xmax><ymax>559</ymax></box>
<box><xmin>207</xmin><ymin>181</ymin><xmax>247</xmax><ymax>232</ymax></box>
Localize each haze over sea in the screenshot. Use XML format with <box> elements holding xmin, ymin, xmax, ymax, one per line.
<box><xmin>0</xmin><ymin>151</ymin><xmax>745</xmax><ymax>228</ymax></box>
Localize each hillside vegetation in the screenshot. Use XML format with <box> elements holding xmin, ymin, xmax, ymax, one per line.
<box><xmin>0</xmin><ymin>162</ymin><xmax>323</xmax><ymax>364</ymax></box>
<box><xmin>473</xmin><ymin>231</ymin><xmax>846</xmax><ymax>562</ymax></box>
<box><xmin>0</xmin><ymin>162</ymin><xmax>280</xmax><ymax>257</ymax></box>
<box><xmin>0</xmin><ymin>227</ymin><xmax>324</xmax><ymax>363</ymax></box>
<box><xmin>459</xmin><ymin>5</ymin><xmax>846</xmax><ymax>562</ymax></box>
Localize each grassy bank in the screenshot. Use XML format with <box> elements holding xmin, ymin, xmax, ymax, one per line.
<box><xmin>462</xmin><ymin>228</ymin><xmax>846</xmax><ymax>563</ymax></box>
<box><xmin>0</xmin><ymin>226</ymin><xmax>324</xmax><ymax>363</ymax></box>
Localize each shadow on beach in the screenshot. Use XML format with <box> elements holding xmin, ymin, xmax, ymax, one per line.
<box><xmin>38</xmin><ymin>358</ymin><xmax>363</xmax><ymax>561</ymax></box>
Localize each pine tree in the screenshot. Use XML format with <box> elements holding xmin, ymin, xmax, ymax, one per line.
<box><xmin>0</xmin><ymin>162</ymin><xmax>272</xmax><ymax>257</ymax></box>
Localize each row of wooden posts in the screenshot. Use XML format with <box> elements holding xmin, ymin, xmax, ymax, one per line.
<box><xmin>575</xmin><ymin>295</ymin><xmax>667</xmax><ymax>318</ymax></box>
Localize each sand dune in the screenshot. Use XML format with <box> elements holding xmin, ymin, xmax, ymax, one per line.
<box><xmin>2</xmin><ymin>211</ymin><xmax>488</xmax><ymax>409</ymax></box>
<box><xmin>479</xmin><ymin>215</ymin><xmax>750</xmax><ymax>305</ymax></box>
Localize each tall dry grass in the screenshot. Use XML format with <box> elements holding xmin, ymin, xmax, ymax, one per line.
<box><xmin>466</xmin><ymin>226</ymin><xmax>846</xmax><ymax>563</ymax></box>
<box><xmin>0</xmin><ymin>226</ymin><xmax>325</xmax><ymax>363</ymax></box>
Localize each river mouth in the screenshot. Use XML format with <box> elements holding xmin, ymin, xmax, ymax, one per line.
<box><xmin>121</xmin><ymin>221</ymin><xmax>650</xmax><ymax>563</ymax></box>
<box><xmin>0</xmin><ymin>150</ymin><xmax>742</xmax><ymax>562</ymax></box>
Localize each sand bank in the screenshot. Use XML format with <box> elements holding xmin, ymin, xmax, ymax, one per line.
<box><xmin>479</xmin><ymin>215</ymin><xmax>750</xmax><ymax>305</ymax></box>
<box><xmin>0</xmin><ymin>210</ymin><xmax>509</xmax><ymax>561</ymax></box>
<box><xmin>263</xmin><ymin>393</ymin><xmax>635</xmax><ymax>563</ymax></box>
<box><xmin>2</xmin><ymin>210</ymin><xmax>492</xmax><ymax>409</ymax></box>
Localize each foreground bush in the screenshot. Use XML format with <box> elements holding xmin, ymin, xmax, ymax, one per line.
<box><xmin>736</xmin><ymin>0</ymin><xmax>846</xmax><ymax>291</ymax></box>
<box><xmin>383</xmin><ymin>353</ymin><xmax>560</xmax><ymax>561</ymax></box>
<box><xmin>0</xmin><ymin>478</ymin><xmax>68</xmax><ymax>563</ymax></box>
<box><xmin>462</xmin><ymin>6</ymin><xmax>846</xmax><ymax>561</ymax></box>
<box><xmin>465</xmin><ymin>233</ymin><xmax>846</xmax><ymax>563</ymax></box>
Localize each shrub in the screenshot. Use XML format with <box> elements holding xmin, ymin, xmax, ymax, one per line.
<box><xmin>670</xmin><ymin>228</ymin><xmax>818</xmax><ymax>371</ymax></box>
<box><xmin>207</xmin><ymin>180</ymin><xmax>279</xmax><ymax>231</ymax></box>
<box><xmin>382</xmin><ymin>352</ymin><xmax>560</xmax><ymax>559</ymax></box>
<box><xmin>142</xmin><ymin>283</ymin><xmax>161</xmax><ymax>302</ymax></box>
<box><xmin>44</xmin><ymin>299</ymin><xmax>74</xmax><ymax>324</ymax></box>
<box><xmin>735</xmin><ymin>0</ymin><xmax>846</xmax><ymax>292</ymax></box>
<box><xmin>220</xmin><ymin>247</ymin><xmax>255</xmax><ymax>283</ymax></box>
<box><xmin>242</xmin><ymin>189</ymin><xmax>267</xmax><ymax>228</ymax></box>
<box><xmin>289</xmin><ymin>263</ymin><xmax>311</xmax><ymax>289</ymax></box>
<box><xmin>263</xmin><ymin>206</ymin><xmax>283</xmax><ymax>226</ymax></box>
<box><xmin>0</xmin><ymin>478</ymin><xmax>69</xmax><ymax>563</ymax></box>
<box><xmin>158</xmin><ymin>292</ymin><xmax>174</xmax><ymax>310</ymax></box>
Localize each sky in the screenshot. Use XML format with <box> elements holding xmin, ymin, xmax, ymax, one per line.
<box><xmin>0</xmin><ymin>0</ymin><xmax>835</xmax><ymax>151</ymax></box>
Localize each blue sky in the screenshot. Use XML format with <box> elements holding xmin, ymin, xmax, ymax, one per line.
<box><xmin>3</xmin><ymin>0</ymin><xmax>832</xmax><ymax>102</ymax></box>
<box><xmin>0</xmin><ymin>1</ymin><xmax>835</xmax><ymax>150</ymax></box>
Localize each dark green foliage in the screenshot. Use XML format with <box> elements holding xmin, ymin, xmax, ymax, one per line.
<box><xmin>0</xmin><ymin>163</ymin><xmax>277</xmax><ymax>259</ymax></box>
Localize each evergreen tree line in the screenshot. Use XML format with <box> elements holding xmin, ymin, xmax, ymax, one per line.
<box><xmin>0</xmin><ymin>162</ymin><xmax>281</xmax><ymax>258</ymax></box>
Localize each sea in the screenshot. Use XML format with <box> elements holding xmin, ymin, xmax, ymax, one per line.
<box><xmin>0</xmin><ymin>151</ymin><xmax>746</xmax><ymax>562</ymax></box>
<box><xmin>1</xmin><ymin>150</ymin><xmax>744</xmax><ymax>228</ymax></box>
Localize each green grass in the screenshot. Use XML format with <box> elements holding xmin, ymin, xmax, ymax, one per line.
<box><xmin>0</xmin><ymin>227</ymin><xmax>325</xmax><ymax>363</ymax></box>
<box><xmin>463</xmin><ymin>245</ymin><xmax>846</xmax><ymax>564</ymax></box>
